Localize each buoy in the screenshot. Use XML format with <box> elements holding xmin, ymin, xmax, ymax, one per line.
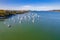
<box><xmin>8</xmin><ymin>24</ymin><xmax>11</xmax><ymax>28</ymax></box>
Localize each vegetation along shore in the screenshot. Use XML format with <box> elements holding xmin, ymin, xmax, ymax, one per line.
<box><xmin>0</xmin><ymin>10</ymin><xmax>29</xmax><ymax>18</ymax></box>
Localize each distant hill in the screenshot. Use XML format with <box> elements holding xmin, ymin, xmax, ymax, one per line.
<box><xmin>49</xmin><ymin>10</ymin><xmax>60</xmax><ymax>12</ymax></box>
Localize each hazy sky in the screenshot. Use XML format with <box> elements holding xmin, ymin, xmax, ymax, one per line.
<box><xmin>0</xmin><ymin>0</ymin><xmax>60</xmax><ymax>10</ymax></box>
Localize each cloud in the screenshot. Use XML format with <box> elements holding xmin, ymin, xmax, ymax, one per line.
<box><xmin>19</xmin><ymin>5</ymin><xmax>32</xmax><ymax>10</ymax></box>
<box><xmin>19</xmin><ymin>5</ymin><xmax>60</xmax><ymax>11</ymax></box>
<box><xmin>0</xmin><ymin>5</ymin><xmax>60</xmax><ymax>11</ymax></box>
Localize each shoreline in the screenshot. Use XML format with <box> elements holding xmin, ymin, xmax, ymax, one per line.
<box><xmin>0</xmin><ymin>10</ymin><xmax>29</xmax><ymax>18</ymax></box>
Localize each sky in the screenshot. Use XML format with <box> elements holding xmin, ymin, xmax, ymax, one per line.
<box><xmin>0</xmin><ymin>0</ymin><xmax>60</xmax><ymax>10</ymax></box>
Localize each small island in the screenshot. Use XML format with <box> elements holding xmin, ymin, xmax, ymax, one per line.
<box><xmin>0</xmin><ymin>10</ymin><xmax>29</xmax><ymax>18</ymax></box>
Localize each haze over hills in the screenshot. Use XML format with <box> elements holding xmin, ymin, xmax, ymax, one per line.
<box><xmin>0</xmin><ymin>6</ymin><xmax>60</xmax><ymax>11</ymax></box>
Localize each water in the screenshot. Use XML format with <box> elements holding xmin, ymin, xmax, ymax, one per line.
<box><xmin>0</xmin><ymin>11</ymin><xmax>60</xmax><ymax>40</ymax></box>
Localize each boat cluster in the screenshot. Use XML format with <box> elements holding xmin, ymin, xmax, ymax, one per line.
<box><xmin>4</xmin><ymin>12</ymin><xmax>40</xmax><ymax>27</ymax></box>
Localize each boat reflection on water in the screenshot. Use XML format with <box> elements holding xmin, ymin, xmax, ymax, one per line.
<box><xmin>3</xmin><ymin>12</ymin><xmax>40</xmax><ymax>28</ymax></box>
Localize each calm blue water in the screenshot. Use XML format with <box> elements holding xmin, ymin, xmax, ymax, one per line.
<box><xmin>0</xmin><ymin>11</ymin><xmax>60</xmax><ymax>40</ymax></box>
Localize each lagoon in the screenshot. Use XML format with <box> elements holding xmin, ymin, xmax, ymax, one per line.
<box><xmin>0</xmin><ymin>11</ymin><xmax>60</xmax><ymax>40</ymax></box>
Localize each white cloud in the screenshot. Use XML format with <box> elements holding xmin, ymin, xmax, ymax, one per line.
<box><xmin>19</xmin><ymin>5</ymin><xmax>32</xmax><ymax>10</ymax></box>
<box><xmin>19</xmin><ymin>5</ymin><xmax>60</xmax><ymax>11</ymax></box>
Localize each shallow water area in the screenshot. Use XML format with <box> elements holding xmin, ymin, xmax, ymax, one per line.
<box><xmin>0</xmin><ymin>11</ymin><xmax>60</xmax><ymax>40</ymax></box>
